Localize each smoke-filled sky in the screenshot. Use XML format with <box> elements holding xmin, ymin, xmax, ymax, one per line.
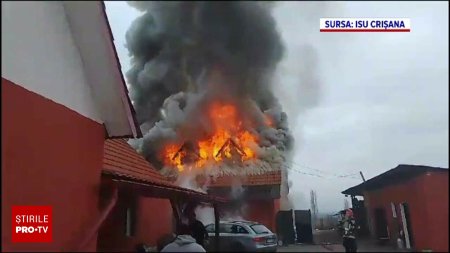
<box><xmin>105</xmin><ymin>1</ymin><xmax>449</xmax><ymax>213</ymax></box>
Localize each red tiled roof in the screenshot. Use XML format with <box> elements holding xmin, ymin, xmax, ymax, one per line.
<box><xmin>103</xmin><ymin>139</ymin><xmax>167</xmax><ymax>183</ymax></box>
<box><xmin>196</xmin><ymin>170</ymin><xmax>282</xmax><ymax>187</ymax></box>
<box><xmin>103</xmin><ymin>139</ymin><xmax>276</xmax><ymax>202</ymax></box>
<box><xmin>102</xmin><ymin>139</ymin><xmax>227</xmax><ymax>203</ymax></box>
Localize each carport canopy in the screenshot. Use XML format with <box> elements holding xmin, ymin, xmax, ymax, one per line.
<box><xmin>102</xmin><ymin>170</ymin><xmax>226</xmax><ymax>203</ymax></box>
<box><xmin>101</xmin><ymin>139</ymin><xmax>225</xmax><ymax>251</ymax></box>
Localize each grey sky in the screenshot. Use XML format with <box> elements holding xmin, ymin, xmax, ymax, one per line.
<box><xmin>105</xmin><ymin>1</ymin><xmax>449</xmax><ymax>213</ymax></box>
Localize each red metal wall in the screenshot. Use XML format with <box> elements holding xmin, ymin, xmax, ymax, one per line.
<box><xmin>97</xmin><ymin>195</ymin><xmax>173</xmax><ymax>251</ymax></box>
<box><xmin>420</xmin><ymin>172</ymin><xmax>449</xmax><ymax>252</ymax></box>
<box><xmin>245</xmin><ymin>200</ymin><xmax>277</xmax><ymax>232</ymax></box>
<box><xmin>364</xmin><ymin>171</ymin><xmax>448</xmax><ymax>252</ymax></box>
<box><xmin>1</xmin><ymin>78</ymin><xmax>105</xmax><ymax>251</ymax></box>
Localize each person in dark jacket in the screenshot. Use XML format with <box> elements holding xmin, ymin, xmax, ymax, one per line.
<box><xmin>157</xmin><ymin>233</ymin><xmax>176</xmax><ymax>252</ymax></box>
<box><xmin>186</xmin><ymin>209</ymin><xmax>209</xmax><ymax>248</ymax></box>
<box><xmin>342</xmin><ymin>209</ymin><xmax>357</xmax><ymax>252</ymax></box>
<box><xmin>161</xmin><ymin>223</ymin><xmax>206</xmax><ymax>253</ymax></box>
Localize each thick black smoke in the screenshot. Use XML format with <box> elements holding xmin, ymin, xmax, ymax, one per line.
<box><xmin>125</xmin><ymin>1</ymin><xmax>293</xmax><ymax>172</ymax></box>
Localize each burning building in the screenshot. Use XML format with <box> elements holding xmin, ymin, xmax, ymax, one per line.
<box><xmin>126</xmin><ymin>1</ymin><xmax>294</xmax><ymax>228</ymax></box>
<box><xmin>195</xmin><ymin>171</ymin><xmax>282</xmax><ymax>231</ymax></box>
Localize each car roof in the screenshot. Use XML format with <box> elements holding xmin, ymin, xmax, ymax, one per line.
<box><xmin>207</xmin><ymin>220</ymin><xmax>259</xmax><ymax>224</ymax></box>
<box><xmin>230</xmin><ymin>220</ymin><xmax>258</xmax><ymax>225</ymax></box>
<box><xmin>211</xmin><ymin>220</ymin><xmax>260</xmax><ymax>226</ymax></box>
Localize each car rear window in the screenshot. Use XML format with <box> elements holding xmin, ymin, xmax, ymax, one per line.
<box><xmin>250</xmin><ymin>224</ymin><xmax>271</xmax><ymax>234</ymax></box>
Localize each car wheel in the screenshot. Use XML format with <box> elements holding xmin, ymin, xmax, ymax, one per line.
<box><xmin>278</xmin><ymin>239</ymin><xmax>283</xmax><ymax>247</ymax></box>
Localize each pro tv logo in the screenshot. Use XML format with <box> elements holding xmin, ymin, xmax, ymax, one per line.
<box><xmin>12</xmin><ymin>206</ymin><xmax>52</xmax><ymax>243</ymax></box>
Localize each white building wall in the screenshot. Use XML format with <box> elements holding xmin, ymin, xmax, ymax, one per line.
<box><xmin>1</xmin><ymin>1</ymin><xmax>102</xmax><ymax>123</ymax></box>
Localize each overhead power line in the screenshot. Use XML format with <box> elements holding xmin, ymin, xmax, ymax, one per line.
<box><xmin>283</xmin><ymin>161</ymin><xmax>360</xmax><ymax>180</ymax></box>
<box><xmin>289</xmin><ymin>160</ymin><xmax>359</xmax><ymax>178</ymax></box>
<box><xmin>281</xmin><ymin>164</ymin><xmax>360</xmax><ymax>180</ymax></box>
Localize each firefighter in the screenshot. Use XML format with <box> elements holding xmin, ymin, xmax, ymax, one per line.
<box><xmin>342</xmin><ymin>209</ymin><xmax>357</xmax><ymax>252</ymax></box>
<box><xmin>186</xmin><ymin>208</ymin><xmax>209</xmax><ymax>248</ymax></box>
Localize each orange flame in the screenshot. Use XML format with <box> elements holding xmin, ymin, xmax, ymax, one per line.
<box><xmin>162</xmin><ymin>102</ymin><xmax>258</xmax><ymax>171</ymax></box>
<box><xmin>164</xmin><ymin>144</ymin><xmax>185</xmax><ymax>171</ymax></box>
<box><xmin>265</xmin><ymin>115</ymin><xmax>274</xmax><ymax>127</ymax></box>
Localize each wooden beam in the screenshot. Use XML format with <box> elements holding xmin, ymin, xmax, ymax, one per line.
<box><xmin>213</xmin><ymin>203</ymin><xmax>220</xmax><ymax>252</ymax></box>
<box><xmin>172</xmin><ymin>142</ymin><xmax>201</xmax><ymax>161</ymax></box>
<box><xmin>172</xmin><ymin>143</ymin><xmax>186</xmax><ymax>161</ymax></box>
<box><xmin>170</xmin><ymin>198</ymin><xmax>181</xmax><ymax>232</ymax></box>
<box><xmin>215</xmin><ymin>138</ymin><xmax>246</xmax><ymax>158</ymax></box>
<box><xmin>215</xmin><ymin>139</ymin><xmax>230</xmax><ymax>158</ymax></box>
<box><xmin>229</xmin><ymin>138</ymin><xmax>245</xmax><ymax>156</ymax></box>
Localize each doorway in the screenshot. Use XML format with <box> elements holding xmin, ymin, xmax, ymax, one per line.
<box><xmin>374</xmin><ymin>208</ymin><xmax>389</xmax><ymax>240</ymax></box>
<box><xmin>276</xmin><ymin>210</ymin><xmax>296</xmax><ymax>245</ymax></box>
<box><xmin>294</xmin><ymin>210</ymin><xmax>313</xmax><ymax>244</ymax></box>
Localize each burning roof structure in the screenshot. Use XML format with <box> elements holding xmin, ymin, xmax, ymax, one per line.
<box><xmin>125</xmin><ymin>2</ymin><xmax>293</xmax><ymax>209</ymax></box>
<box><xmin>126</xmin><ymin>2</ymin><xmax>291</xmax><ymax>166</ymax></box>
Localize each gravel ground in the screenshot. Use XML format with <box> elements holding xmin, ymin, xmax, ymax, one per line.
<box><xmin>278</xmin><ymin>243</ymin><xmax>405</xmax><ymax>252</ymax></box>
<box><xmin>277</xmin><ymin>229</ymin><xmax>407</xmax><ymax>252</ymax></box>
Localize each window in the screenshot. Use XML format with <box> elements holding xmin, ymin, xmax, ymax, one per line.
<box><xmin>219</xmin><ymin>224</ymin><xmax>233</xmax><ymax>233</ymax></box>
<box><xmin>231</xmin><ymin>225</ymin><xmax>249</xmax><ymax>234</ymax></box>
<box><xmin>208</xmin><ymin>224</ymin><xmax>249</xmax><ymax>234</ymax></box>
<box><xmin>250</xmin><ymin>224</ymin><xmax>271</xmax><ymax>234</ymax></box>
<box><xmin>125</xmin><ymin>200</ymin><xmax>137</xmax><ymax>237</ymax></box>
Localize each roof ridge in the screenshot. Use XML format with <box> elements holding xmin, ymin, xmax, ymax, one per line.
<box><xmin>342</xmin><ymin>164</ymin><xmax>448</xmax><ymax>196</ymax></box>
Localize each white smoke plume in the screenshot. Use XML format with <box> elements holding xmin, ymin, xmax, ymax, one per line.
<box><xmin>194</xmin><ymin>204</ymin><xmax>248</xmax><ymax>226</ymax></box>
<box><xmin>230</xmin><ymin>177</ymin><xmax>245</xmax><ymax>199</ymax></box>
<box><xmin>280</xmin><ymin>166</ymin><xmax>293</xmax><ymax>210</ymax></box>
<box><xmin>175</xmin><ymin>169</ymin><xmax>206</xmax><ymax>193</ymax></box>
<box><xmin>195</xmin><ymin>205</ymin><xmax>215</xmax><ymax>226</ymax></box>
<box><xmin>271</xmin><ymin>2</ymin><xmax>330</xmax><ymax>210</ymax></box>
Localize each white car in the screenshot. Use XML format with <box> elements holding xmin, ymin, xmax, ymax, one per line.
<box><xmin>204</xmin><ymin>221</ymin><xmax>278</xmax><ymax>252</ymax></box>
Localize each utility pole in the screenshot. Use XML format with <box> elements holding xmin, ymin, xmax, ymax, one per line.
<box><xmin>359</xmin><ymin>171</ymin><xmax>366</xmax><ymax>182</ymax></box>
<box><xmin>310</xmin><ymin>190</ymin><xmax>315</xmax><ymax>229</ymax></box>
<box><xmin>310</xmin><ymin>190</ymin><xmax>319</xmax><ymax>229</ymax></box>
